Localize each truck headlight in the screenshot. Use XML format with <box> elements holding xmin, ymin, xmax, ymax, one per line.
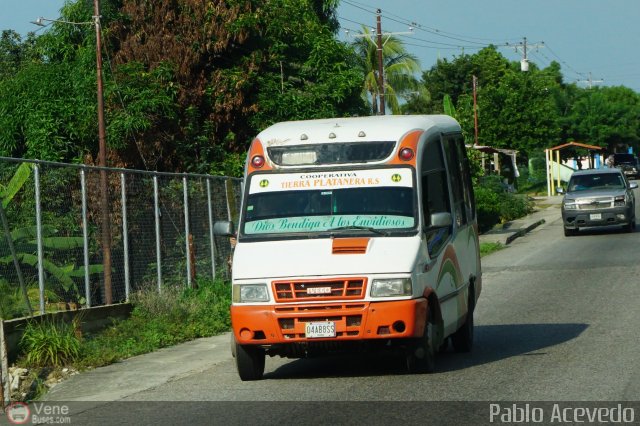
<box><xmin>563</xmin><ymin>199</ymin><xmax>577</xmax><ymax>210</ymax></box>
<box><xmin>233</xmin><ymin>284</ymin><xmax>269</xmax><ymax>303</ymax></box>
<box><xmin>371</xmin><ymin>278</ymin><xmax>412</xmax><ymax>297</ymax></box>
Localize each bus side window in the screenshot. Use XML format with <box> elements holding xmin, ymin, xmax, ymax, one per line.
<box><xmin>442</xmin><ymin>135</ymin><xmax>466</xmax><ymax>227</ymax></box>
<box><xmin>421</xmin><ymin>139</ymin><xmax>452</xmax><ymax>256</ymax></box>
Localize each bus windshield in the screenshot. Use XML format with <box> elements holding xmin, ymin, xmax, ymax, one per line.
<box><xmin>242</xmin><ymin>168</ymin><xmax>416</xmax><ymax>236</ymax></box>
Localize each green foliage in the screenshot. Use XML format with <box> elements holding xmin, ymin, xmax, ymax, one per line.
<box><xmin>474</xmin><ymin>175</ymin><xmax>534</xmax><ymax>232</ymax></box>
<box><xmin>466</xmin><ymin>146</ymin><xmax>484</xmax><ymax>185</ymax></box>
<box><xmin>567</xmin><ymin>86</ymin><xmax>640</xmax><ymax>152</ymax></box>
<box><xmin>480</xmin><ymin>242</ymin><xmax>504</xmax><ymax>257</ymax></box>
<box><xmin>443</xmin><ymin>94</ymin><xmax>456</xmax><ymax>118</ymax></box>
<box><xmin>0</xmin><ymin>279</ymin><xmax>27</xmax><ymax>319</ymax></box>
<box><xmin>20</xmin><ymin>318</ymin><xmax>81</xmax><ymax>367</ymax></box>
<box><xmin>2</xmin><ymin>1</ymin><xmax>640</xmax><ymax>173</ymax></box>
<box><xmin>76</xmin><ymin>278</ymin><xmax>231</xmax><ymax>368</ymax></box>
<box><xmin>352</xmin><ymin>26</ymin><xmax>420</xmax><ymax>115</ymax></box>
<box><xmin>0</xmin><ymin>224</ymin><xmax>102</xmax><ymax>299</ymax></box>
<box><xmin>0</xmin><ymin>162</ymin><xmax>32</xmax><ymax>208</ymax></box>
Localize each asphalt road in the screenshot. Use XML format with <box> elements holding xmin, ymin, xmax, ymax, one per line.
<box><xmin>29</xmin><ymin>188</ymin><xmax>640</xmax><ymax>425</ymax></box>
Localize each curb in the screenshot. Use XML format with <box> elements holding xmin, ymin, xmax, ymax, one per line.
<box><xmin>504</xmin><ymin>218</ymin><xmax>546</xmax><ymax>245</ymax></box>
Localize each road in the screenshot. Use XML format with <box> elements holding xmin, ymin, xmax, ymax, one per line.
<box><xmin>33</xmin><ymin>190</ymin><xmax>640</xmax><ymax>425</ymax></box>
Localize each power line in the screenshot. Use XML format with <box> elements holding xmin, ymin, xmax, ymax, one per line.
<box><xmin>543</xmin><ymin>44</ymin><xmax>586</xmax><ymax>79</ymax></box>
<box><xmin>577</xmin><ymin>72</ymin><xmax>604</xmax><ymax>89</ymax></box>
<box><xmin>341</xmin><ymin>0</ymin><xmax>519</xmax><ymax>47</ymax></box>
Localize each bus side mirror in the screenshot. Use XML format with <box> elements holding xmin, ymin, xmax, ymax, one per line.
<box><xmin>213</xmin><ymin>220</ymin><xmax>235</xmax><ymax>237</ymax></box>
<box><xmin>429</xmin><ymin>212</ymin><xmax>452</xmax><ymax>228</ymax></box>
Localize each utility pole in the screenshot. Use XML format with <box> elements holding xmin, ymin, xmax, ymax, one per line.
<box><xmin>94</xmin><ymin>0</ymin><xmax>112</xmax><ymax>304</ymax></box>
<box><xmin>578</xmin><ymin>72</ymin><xmax>604</xmax><ymax>89</ymax></box>
<box><xmin>375</xmin><ymin>9</ymin><xmax>385</xmax><ymax>115</ymax></box>
<box><xmin>32</xmin><ymin>1</ymin><xmax>112</xmax><ymax>304</ymax></box>
<box><xmin>510</xmin><ymin>37</ymin><xmax>544</xmax><ymax>72</ymax></box>
<box><xmin>472</xmin><ymin>75</ymin><xmax>479</xmax><ymax>146</ymax></box>
<box><xmin>349</xmin><ymin>12</ymin><xmax>412</xmax><ymax>116</ymax></box>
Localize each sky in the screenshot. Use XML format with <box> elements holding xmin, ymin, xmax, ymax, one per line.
<box><xmin>1</xmin><ymin>0</ymin><xmax>639</xmax><ymax>91</ymax></box>
<box><xmin>338</xmin><ymin>0</ymin><xmax>640</xmax><ymax>91</ymax></box>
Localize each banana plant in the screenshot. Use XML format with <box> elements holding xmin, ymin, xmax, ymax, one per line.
<box><xmin>443</xmin><ymin>94</ymin><xmax>457</xmax><ymax>118</ymax></box>
<box><xmin>0</xmin><ymin>163</ymin><xmax>103</xmax><ymax>316</ymax></box>
<box><xmin>0</xmin><ymin>162</ymin><xmax>33</xmax><ymax>315</ymax></box>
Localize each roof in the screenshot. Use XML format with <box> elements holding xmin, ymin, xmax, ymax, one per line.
<box><xmin>549</xmin><ymin>141</ymin><xmax>603</xmax><ymax>151</ymax></box>
<box><xmin>255</xmin><ymin>115</ymin><xmax>460</xmax><ymax>146</ymax></box>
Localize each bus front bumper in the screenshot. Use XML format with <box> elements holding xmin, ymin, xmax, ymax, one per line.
<box><xmin>231</xmin><ymin>299</ymin><xmax>428</xmax><ymax>345</ymax></box>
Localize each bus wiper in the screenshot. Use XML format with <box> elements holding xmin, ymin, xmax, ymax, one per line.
<box><xmin>327</xmin><ymin>226</ymin><xmax>388</xmax><ymax>236</ymax></box>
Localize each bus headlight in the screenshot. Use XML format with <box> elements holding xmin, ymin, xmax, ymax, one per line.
<box><xmin>371</xmin><ymin>278</ymin><xmax>412</xmax><ymax>297</ymax></box>
<box><xmin>233</xmin><ymin>284</ymin><xmax>269</xmax><ymax>303</ymax></box>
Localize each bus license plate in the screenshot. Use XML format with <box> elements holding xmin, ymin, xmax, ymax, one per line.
<box><xmin>305</xmin><ymin>322</ymin><xmax>336</xmax><ymax>338</ymax></box>
<box><xmin>590</xmin><ymin>213</ymin><xmax>602</xmax><ymax>220</ymax></box>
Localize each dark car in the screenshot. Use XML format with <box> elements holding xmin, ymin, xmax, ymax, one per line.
<box><xmin>613</xmin><ymin>153</ymin><xmax>640</xmax><ymax>179</ymax></box>
<box><xmin>558</xmin><ymin>168</ymin><xmax>637</xmax><ymax>236</ymax></box>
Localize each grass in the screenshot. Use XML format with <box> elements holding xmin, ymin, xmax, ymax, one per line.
<box><xmin>20</xmin><ymin>318</ymin><xmax>81</xmax><ymax>367</ymax></box>
<box><xmin>480</xmin><ymin>242</ymin><xmax>504</xmax><ymax>257</ymax></box>
<box><xmin>15</xmin><ymin>278</ymin><xmax>231</xmax><ymax>373</ymax></box>
<box><xmin>76</xmin><ymin>278</ymin><xmax>231</xmax><ymax>368</ymax></box>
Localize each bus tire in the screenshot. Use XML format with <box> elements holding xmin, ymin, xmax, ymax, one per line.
<box><xmin>235</xmin><ymin>342</ymin><xmax>265</xmax><ymax>381</ymax></box>
<box><xmin>451</xmin><ymin>294</ymin><xmax>474</xmax><ymax>353</ymax></box>
<box><xmin>405</xmin><ymin>313</ymin><xmax>436</xmax><ymax>374</ymax></box>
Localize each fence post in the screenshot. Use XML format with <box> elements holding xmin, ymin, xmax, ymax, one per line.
<box><xmin>206</xmin><ymin>179</ymin><xmax>216</xmax><ymax>281</ymax></box>
<box><xmin>224</xmin><ymin>179</ymin><xmax>236</xmax><ymax>280</ymax></box>
<box><xmin>153</xmin><ymin>175</ymin><xmax>162</xmax><ymax>293</ymax></box>
<box><xmin>183</xmin><ymin>176</ymin><xmax>192</xmax><ymax>288</ymax></box>
<box><xmin>34</xmin><ymin>164</ymin><xmax>45</xmax><ymax>314</ymax></box>
<box><xmin>80</xmin><ymin>169</ymin><xmax>91</xmax><ymax>308</ymax></box>
<box><xmin>121</xmin><ymin>172</ymin><xmax>130</xmax><ymax>301</ymax></box>
<box><xmin>1</xmin><ymin>320</ymin><xmax>10</xmax><ymax>407</ymax></box>
<box><xmin>225</xmin><ymin>178</ymin><xmax>233</xmax><ymax>222</ymax></box>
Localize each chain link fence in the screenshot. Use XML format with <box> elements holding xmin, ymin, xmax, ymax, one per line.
<box><xmin>0</xmin><ymin>157</ymin><xmax>242</xmax><ymax>319</ymax></box>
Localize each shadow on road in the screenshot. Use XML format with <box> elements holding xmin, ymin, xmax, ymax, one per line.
<box><xmin>436</xmin><ymin>322</ymin><xmax>588</xmax><ymax>372</ymax></box>
<box><xmin>265</xmin><ymin>322</ymin><xmax>588</xmax><ymax>380</ymax></box>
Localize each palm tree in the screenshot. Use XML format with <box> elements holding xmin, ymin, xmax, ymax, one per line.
<box><xmin>352</xmin><ymin>26</ymin><xmax>421</xmax><ymax>115</ymax></box>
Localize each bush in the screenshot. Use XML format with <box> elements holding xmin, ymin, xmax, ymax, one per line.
<box><xmin>499</xmin><ymin>193</ymin><xmax>533</xmax><ymax>222</ymax></box>
<box><xmin>475</xmin><ymin>185</ymin><xmax>501</xmax><ymax>233</ymax></box>
<box><xmin>475</xmin><ymin>175</ymin><xmax>534</xmax><ymax>232</ymax></box>
<box><xmin>76</xmin><ymin>278</ymin><xmax>231</xmax><ymax>368</ymax></box>
<box><xmin>20</xmin><ymin>319</ymin><xmax>81</xmax><ymax>367</ymax></box>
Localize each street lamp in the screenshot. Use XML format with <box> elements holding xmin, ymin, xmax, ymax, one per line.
<box><xmin>32</xmin><ymin>0</ymin><xmax>113</xmax><ymax>305</ymax></box>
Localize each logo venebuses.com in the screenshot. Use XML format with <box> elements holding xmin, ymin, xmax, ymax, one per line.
<box><xmin>5</xmin><ymin>402</ymin><xmax>30</xmax><ymax>424</ymax></box>
<box><xmin>5</xmin><ymin>402</ymin><xmax>72</xmax><ymax>424</ymax></box>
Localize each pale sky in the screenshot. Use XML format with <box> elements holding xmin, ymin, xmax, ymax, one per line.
<box><xmin>2</xmin><ymin>0</ymin><xmax>639</xmax><ymax>91</ymax></box>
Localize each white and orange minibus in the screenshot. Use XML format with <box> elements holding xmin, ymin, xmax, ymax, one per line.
<box><xmin>215</xmin><ymin>115</ymin><xmax>481</xmax><ymax>380</ymax></box>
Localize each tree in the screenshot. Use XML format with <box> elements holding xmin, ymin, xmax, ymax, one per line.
<box><xmin>352</xmin><ymin>26</ymin><xmax>420</xmax><ymax>115</ymax></box>
<box><xmin>108</xmin><ymin>0</ymin><xmax>366</xmax><ymax>173</ymax></box>
<box><xmin>0</xmin><ymin>0</ymin><xmax>366</xmax><ymax>175</ymax></box>
<box><xmin>567</xmin><ymin>86</ymin><xmax>640</xmax><ymax>152</ymax></box>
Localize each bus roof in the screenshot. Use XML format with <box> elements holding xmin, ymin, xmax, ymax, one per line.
<box><xmin>255</xmin><ymin>115</ymin><xmax>460</xmax><ymax>146</ymax></box>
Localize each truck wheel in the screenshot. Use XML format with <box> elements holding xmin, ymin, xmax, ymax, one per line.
<box><xmin>405</xmin><ymin>313</ymin><xmax>436</xmax><ymax>374</ymax></box>
<box><xmin>626</xmin><ymin>220</ymin><xmax>635</xmax><ymax>233</ymax></box>
<box><xmin>235</xmin><ymin>342</ymin><xmax>265</xmax><ymax>381</ymax></box>
<box><xmin>451</xmin><ymin>296</ymin><xmax>474</xmax><ymax>353</ymax></box>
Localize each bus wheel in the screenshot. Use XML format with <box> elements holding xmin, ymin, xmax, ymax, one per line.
<box><xmin>451</xmin><ymin>297</ymin><xmax>474</xmax><ymax>352</ymax></box>
<box><xmin>235</xmin><ymin>342</ymin><xmax>265</xmax><ymax>381</ymax></box>
<box><xmin>405</xmin><ymin>314</ymin><xmax>436</xmax><ymax>374</ymax></box>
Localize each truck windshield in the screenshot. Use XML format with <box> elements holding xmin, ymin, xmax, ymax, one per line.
<box><xmin>242</xmin><ymin>168</ymin><xmax>416</xmax><ymax>236</ymax></box>
<box><xmin>568</xmin><ymin>173</ymin><xmax>625</xmax><ymax>191</ymax></box>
